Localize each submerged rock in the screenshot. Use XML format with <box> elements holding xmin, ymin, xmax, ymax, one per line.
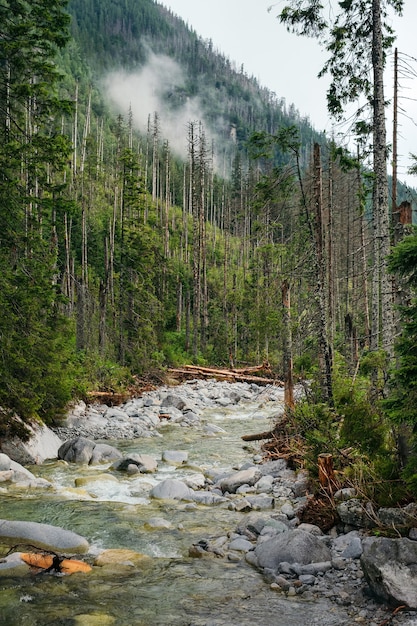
<box><xmin>162</xmin><ymin>450</ymin><xmax>188</xmax><ymax>465</ymax></box>
<box><xmin>94</xmin><ymin>549</ymin><xmax>151</xmax><ymax>569</ymax></box>
<box><xmin>0</xmin><ymin>552</ymin><xmax>30</xmax><ymax>577</ymax></box>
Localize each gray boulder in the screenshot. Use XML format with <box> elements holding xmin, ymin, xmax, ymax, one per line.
<box><xmin>89</xmin><ymin>443</ymin><xmax>123</xmax><ymax>465</ymax></box>
<box><xmin>255</xmin><ymin>529</ymin><xmax>331</xmax><ymax>570</ymax></box>
<box><xmin>258</xmin><ymin>459</ymin><xmax>287</xmax><ymax>477</ymax></box>
<box><xmin>378</xmin><ymin>503</ymin><xmax>417</xmax><ymax>530</ymax></box>
<box><xmin>218</xmin><ymin>467</ymin><xmax>262</xmax><ymax>494</ymax></box>
<box><xmin>58</xmin><ymin>437</ymin><xmax>121</xmax><ymax>465</ymax></box>
<box><xmin>160</xmin><ymin>394</ymin><xmax>186</xmax><ymax>411</ymax></box>
<box><xmin>191</xmin><ymin>491</ymin><xmax>227</xmax><ymax>505</ymax></box>
<box><xmin>113</xmin><ymin>453</ymin><xmax>158</xmax><ymax>473</ymax></box>
<box><xmin>0</xmin><ymin>519</ymin><xmax>89</xmax><ymax>554</ymax></box>
<box><xmin>336</xmin><ymin>498</ymin><xmax>376</xmax><ymax>529</ymax></box>
<box><xmin>150</xmin><ymin>478</ymin><xmax>194</xmax><ymax>501</ymax></box>
<box><xmin>162</xmin><ymin>450</ymin><xmax>188</xmax><ymax>465</ymax></box>
<box><xmin>0</xmin><ymin>453</ymin><xmax>51</xmax><ymax>488</ymax></box>
<box><xmin>332</xmin><ymin>530</ymin><xmax>363</xmax><ymax>559</ymax></box>
<box><xmin>361</xmin><ymin>536</ymin><xmax>417</xmax><ymax>607</ymax></box>
<box><xmin>0</xmin><ymin>417</ymin><xmax>62</xmax><ymax>465</ymax></box>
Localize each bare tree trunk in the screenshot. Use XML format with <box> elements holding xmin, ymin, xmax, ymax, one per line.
<box><xmin>176</xmin><ymin>280</ymin><xmax>183</xmax><ymax>332</ymax></box>
<box><xmin>72</xmin><ymin>82</ymin><xmax>78</xmax><ymax>181</ymax></box>
<box><xmin>313</xmin><ymin>143</ymin><xmax>333</xmax><ymax>404</ymax></box>
<box><xmin>152</xmin><ymin>112</ymin><xmax>159</xmax><ymax>203</ymax></box>
<box><xmin>371</xmin><ymin>0</ymin><xmax>394</xmax><ymax>360</ymax></box>
<box><xmin>282</xmin><ymin>279</ymin><xmax>295</xmax><ymax>411</ymax></box>
<box><xmin>188</xmin><ymin>123</ymin><xmax>200</xmax><ymax>359</ymax></box>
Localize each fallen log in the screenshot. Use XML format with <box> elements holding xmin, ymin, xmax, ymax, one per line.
<box><xmin>168</xmin><ymin>365</ymin><xmax>282</xmax><ymax>387</ymax></box>
<box><xmin>241</xmin><ymin>429</ymin><xmax>276</xmax><ymax>442</ymax></box>
<box><xmin>86</xmin><ymin>391</ymin><xmax>129</xmax><ymax>404</ymax></box>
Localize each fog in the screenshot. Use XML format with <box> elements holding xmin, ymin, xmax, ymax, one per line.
<box><xmin>103</xmin><ymin>50</ymin><xmax>227</xmax><ymax>161</ymax></box>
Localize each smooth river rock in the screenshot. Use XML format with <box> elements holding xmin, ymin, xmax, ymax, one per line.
<box><xmin>0</xmin><ymin>519</ymin><xmax>89</xmax><ymax>554</ymax></box>
<box><xmin>150</xmin><ymin>478</ymin><xmax>194</xmax><ymax>501</ymax></box>
<box><xmin>58</xmin><ymin>437</ymin><xmax>122</xmax><ymax>465</ymax></box>
<box><xmin>218</xmin><ymin>466</ymin><xmax>262</xmax><ymax>494</ymax></box>
<box><xmin>0</xmin><ymin>453</ymin><xmax>51</xmax><ymax>488</ymax></box>
<box><xmin>112</xmin><ymin>453</ymin><xmax>158</xmax><ymax>473</ymax></box>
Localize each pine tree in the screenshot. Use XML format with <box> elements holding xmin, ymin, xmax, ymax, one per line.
<box><xmin>275</xmin><ymin>0</ymin><xmax>403</xmax><ymax>364</ymax></box>
<box><xmin>0</xmin><ymin>0</ymin><xmax>74</xmax><ymax>422</ymax></box>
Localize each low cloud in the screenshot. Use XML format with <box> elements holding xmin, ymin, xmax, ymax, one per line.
<box><xmin>103</xmin><ymin>51</ymin><xmax>216</xmax><ymax>159</ymax></box>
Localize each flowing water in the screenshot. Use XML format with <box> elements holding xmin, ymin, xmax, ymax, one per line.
<box><xmin>0</xmin><ymin>398</ymin><xmax>354</xmax><ymax>625</ymax></box>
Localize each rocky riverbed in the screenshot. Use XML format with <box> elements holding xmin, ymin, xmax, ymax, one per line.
<box><xmin>1</xmin><ymin>379</ymin><xmax>417</xmax><ymax>625</ymax></box>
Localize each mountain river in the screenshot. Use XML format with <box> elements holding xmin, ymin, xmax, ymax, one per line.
<box><xmin>0</xmin><ymin>386</ymin><xmax>370</xmax><ymax>625</ymax></box>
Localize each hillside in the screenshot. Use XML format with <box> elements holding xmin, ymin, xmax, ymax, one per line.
<box><xmin>65</xmin><ymin>0</ymin><xmax>324</xmax><ymax>169</ymax></box>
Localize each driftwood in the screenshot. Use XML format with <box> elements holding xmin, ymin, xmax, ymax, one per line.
<box><xmin>241</xmin><ymin>429</ymin><xmax>277</xmax><ymax>442</ymax></box>
<box><xmin>168</xmin><ymin>363</ymin><xmax>282</xmax><ymax>386</ymax></box>
<box><xmin>86</xmin><ymin>391</ymin><xmax>129</xmax><ymax>405</ymax></box>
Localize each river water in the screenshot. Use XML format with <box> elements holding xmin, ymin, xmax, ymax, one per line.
<box><xmin>0</xmin><ymin>397</ymin><xmax>356</xmax><ymax>625</ymax></box>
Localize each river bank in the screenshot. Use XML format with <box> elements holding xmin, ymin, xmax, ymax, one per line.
<box><xmin>1</xmin><ymin>379</ymin><xmax>417</xmax><ymax>625</ymax></box>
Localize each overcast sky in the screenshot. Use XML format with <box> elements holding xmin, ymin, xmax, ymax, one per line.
<box><xmin>163</xmin><ymin>0</ymin><xmax>417</xmax><ymax>187</ymax></box>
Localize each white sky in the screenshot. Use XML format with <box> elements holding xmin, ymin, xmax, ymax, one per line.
<box><xmin>163</xmin><ymin>0</ymin><xmax>417</xmax><ymax>188</ymax></box>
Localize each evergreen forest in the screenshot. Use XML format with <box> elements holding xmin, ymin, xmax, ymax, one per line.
<box><xmin>2</xmin><ymin>0</ymin><xmax>417</xmax><ymax>502</ymax></box>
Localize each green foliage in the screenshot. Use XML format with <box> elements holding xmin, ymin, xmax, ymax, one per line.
<box><xmin>75</xmin><ymin>352</ymin><xmax>134</xmax><ymax>394</ymax></box>
<box><xmin>383</xmin><ymin>232</ymin><xmax>417</xmax><ymax>496</ymax></box>
<box><xmin>291</xmin><ymin>400</ymin><xmax>340</xmax><ymax>467</ymax></box>
<box><xmin>162</xmin><ymin>331</ymin><xmax>191</xmax><ymax>366</ymax></box>
<box><xmin>290</xmin><ymin>358</ymin><xmax>398</xmax><ymax>502</ymax></box>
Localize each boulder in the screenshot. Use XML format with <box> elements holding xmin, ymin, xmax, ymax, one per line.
<box><xmin>74</xmin><ymin>474</ymin><xmax>119</xmax><ymax>488</ymax></box>
<box><xmin>150</xmin><ymin>478</ymin><xmax>193</xmax><ymax>501</ymax></box>
<box><xmin>0</xmin><ymin>519</ymin><xmax>89</xmax><ymax>554</ymax></box>
<box><xmin>377</xmin><ymin>503</ymin><xmax>417</xmax><ymax>530</ymax></box>
<box><xmin>160</xmin><ymin>394</ymin><xmax>186</xmax><ymax>411</ymax></box>
<box><xmin>0</xmin><ymin>453</ymin><xmax>51</xmax><ymax>488</ymax></box>
<box><xmin>258</xmin><ymin>459</ymin><xmax>287</xmax><ymax>477</ymax></box>
<box><xmin>255</xmin><ymin>529</ymin><xmax>331</xmax><ymax>570</ymax></box>
<box><xmin>336</xmin><ymin>498</ymin><xmax>376</xmax><ymax>529</ymax></box>
<box><xmin>332</xmin><ymin>530</ymin><xmax>363</xmax><ymax>559</ymax></box>
<box><xmin>112</xmin><ymin>453</ymin><xmax>158</xmax><ymax>473</ymax></box>
<box><xmin>89</xmin><ymin>443</ymin><xmax>122</xmax><ymax>465</ymax></box>
<box><xmin>191</xmin><ymin>491</ymin><xmax>227</xmax><ymax>505</ymax></box>
<box><xmin>361</xmin><ymin>536</ymin><xmax>417</xmax><ymax>607</ymax></box>
<box><xmin>218</xmin><ymin>467</ymin><xmax>262</xmax><ymax>494</ymax></box>
<box><xmin>0</xmin><ymin>417</ymin><xmax>62</xmax><ymax>465</ymax></box>
<box><xmin>162</xmin><ymin>450</ymin><xmax>188</xmax><ymax>465</ymax></box>
<box><xmin>58</xmin><ymin>437</ymin><xmax>121</xmax><ymax>465</ymax></box>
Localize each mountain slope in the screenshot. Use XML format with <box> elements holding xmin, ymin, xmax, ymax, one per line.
<box><xmin>66</xmin><ymin>0</ymin><xmax>324</xmax><ymax>165</ymax></box>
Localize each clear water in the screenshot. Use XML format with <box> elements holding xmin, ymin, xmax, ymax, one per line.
<box><xmin>0</xmin><ymin>398</ymin><xmax>354</xmax><ymax>625</ymax></box>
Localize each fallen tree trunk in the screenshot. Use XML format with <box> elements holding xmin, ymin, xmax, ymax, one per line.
<box><xmin>241</xmin><ymin>429</ymin><xmax>276</xmax><ymax>442</ymax></box>
<box><xmin>168</xmin><ymin>364</ymin><xmax>282</xmax><ymax>386</ymax></box>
